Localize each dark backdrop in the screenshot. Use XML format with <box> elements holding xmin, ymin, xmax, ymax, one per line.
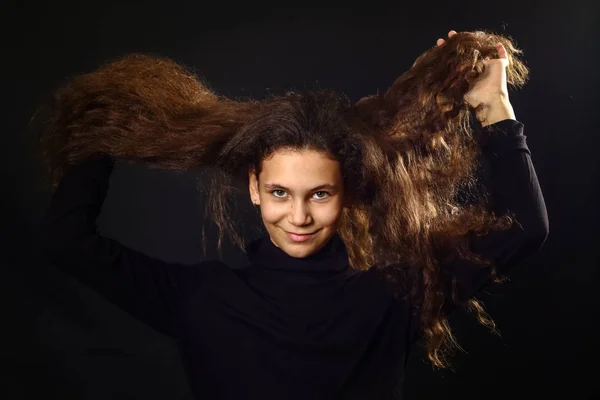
<box><xmin>3</xmin><ymin>1</ymin><xmax>599</xmax><ymax>399</ymax></box>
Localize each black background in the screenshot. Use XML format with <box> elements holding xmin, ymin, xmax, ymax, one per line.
<box><xmin>3</xmin><ymin>1</ymin><xmax>599</xmax><ymax>399</ymax></box>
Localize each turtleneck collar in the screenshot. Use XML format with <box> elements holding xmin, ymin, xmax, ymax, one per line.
<box><xmin>245</xmin><ymin>234</ymin><xmax>349</xmax><ymax>274</ymax></box>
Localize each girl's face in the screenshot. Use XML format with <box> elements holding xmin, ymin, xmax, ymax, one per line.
<box><xmin>249</xmin><ymin>148</ymin><xmax>346</xmax><ymax>259</ymax></box>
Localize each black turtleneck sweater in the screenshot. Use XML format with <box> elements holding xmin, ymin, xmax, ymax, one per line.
<box><xmin>42</xmin><ymin>119</ymin><xmax>548</xmax><ymax>399</ymax></box>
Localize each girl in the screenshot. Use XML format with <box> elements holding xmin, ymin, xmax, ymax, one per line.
<box><xmin>39</xmin><ymin>30</ymin><xmax>548</xmax><ymax>399</ymax></box>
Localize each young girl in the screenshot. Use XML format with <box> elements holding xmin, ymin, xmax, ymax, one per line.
<box><xmin>39</xmin><ymin>30</ymin><xmax>548</xmax><ymax>399</ymax></box>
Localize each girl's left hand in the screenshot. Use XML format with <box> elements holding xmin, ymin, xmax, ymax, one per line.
<box><xmin>437</xmin><ymin>30</ymin><xmax>516</xmax><ymax>125</ymax></box>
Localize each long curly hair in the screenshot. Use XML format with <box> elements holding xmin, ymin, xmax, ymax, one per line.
<box><xmin>36</xmin><ymin>31</ymin><xmax>529</xmax><ymax>368</ymax></box>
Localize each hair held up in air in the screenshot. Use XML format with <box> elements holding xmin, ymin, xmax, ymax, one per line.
<box><xmin>36</xmin><ymin>31</ymin><xmax>529</xmax><ymax>368</ymax></box>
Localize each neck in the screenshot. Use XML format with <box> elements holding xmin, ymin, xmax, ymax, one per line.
<box><xmin>247</xmin><ymin>234</ymin><xmax>349</xmax><ymax>274</ymax></box>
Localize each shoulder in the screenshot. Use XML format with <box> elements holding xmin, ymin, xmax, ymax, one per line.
<box><xmin>348</xmin><ymin>265</ymin><xmax>413</xmax><ymax>307</ymax></box>
<box><xmin>170</xmin><ymin>260</ymin><xmax>233</xmax><ymax>295</ymax></box>
<box><xmin>193</xmin><ymin>260</ymin><xmax>239</xmax><ymax>283</ymax></box>
<box><xmin>349</xmin><ymin>267</ymin><xmax>418</xmax><ymax>340</ymax></box>
<box><xmin>362</xmin><ymin>263</ymin><xmax>413</xmax><ymax>299</ymax></box>
<box><xmin>176</xmin><ymin>260</ymin><xmax>254</xmax><ymax>306</ymax></box>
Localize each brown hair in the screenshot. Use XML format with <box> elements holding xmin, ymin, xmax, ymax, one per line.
<box><xmin>36</xmin><ymin>30</ymin><xmax>529</xmax><ymax>368</ymax></box>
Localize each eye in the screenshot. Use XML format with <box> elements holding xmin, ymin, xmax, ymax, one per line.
<box><xmin>313</xmin><ymin>191</ymin><xmax>329</xmax><ymax>199</ymax></box>
<box><xmin>272</xmin><ymin>189</ymin><xmax>288</xmax><ymax>198</ymax></box>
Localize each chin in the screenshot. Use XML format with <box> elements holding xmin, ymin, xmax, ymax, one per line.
<box><xmin>273</xmin><ymin>230</ymin><xmax>333</xmax><ymax>258</ymax></box>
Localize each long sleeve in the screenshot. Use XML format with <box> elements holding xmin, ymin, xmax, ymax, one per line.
<box><xmin>42</xmin><ymin>157</ymin><xmax>212</xmax><ymax>337</ymax></box>
<box><xmin>443</xmin><ymin>118</ymin><xmax>549</xmax><ymax>306</ymax></box>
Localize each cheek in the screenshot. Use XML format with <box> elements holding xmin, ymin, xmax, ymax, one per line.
<box><xmin>314</xmin><ymin>203</ymin><xmax>344</xmax><ymax>226</ymax></box>
<box><xmin>259</xmin><ymin>202</ymin><xmax>286</xmax><ymax>225</ymax></box>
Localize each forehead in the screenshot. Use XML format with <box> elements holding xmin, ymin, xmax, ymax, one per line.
<box><xmin>260</xmin><ymin>149</ymin><xmax>342</xmax><ymax>186</ymax></box>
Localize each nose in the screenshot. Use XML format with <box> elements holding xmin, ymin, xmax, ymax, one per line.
<box><xmin>287</xmin><ymin>199</ymin><xmax>312</xmax><ymax>227</ymax></box>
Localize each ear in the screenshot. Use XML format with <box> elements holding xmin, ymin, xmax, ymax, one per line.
<box><xmin>248</xmin><ymin>169</ymin><xmax>260</xmax><ymax>206</ymax></box>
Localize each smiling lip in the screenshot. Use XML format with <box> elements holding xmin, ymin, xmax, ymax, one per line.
<box><xmin>285</xmin><ymin>230</ymin><xmax>319</xmax><ymax>242</ymax></box>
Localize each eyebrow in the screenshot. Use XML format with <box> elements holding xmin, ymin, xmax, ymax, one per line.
<box><xmin>264</xmin><ymin>183</ymin><xmax>338</xmax><ymax>192</ymax></box>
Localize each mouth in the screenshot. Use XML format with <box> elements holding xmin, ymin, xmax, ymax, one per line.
<box><xmin>284</xmin><ymin>229</ymin><xmax>321</xmax><ymax>243</ymax></box>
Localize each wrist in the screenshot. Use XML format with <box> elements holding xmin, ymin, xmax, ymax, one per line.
<box><xmin>478</xmin><ymin>97</ymin><xmax>516</xmax><ymax>127</ymax></box>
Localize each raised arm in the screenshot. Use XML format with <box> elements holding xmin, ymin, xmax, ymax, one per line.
<box><xmin>42</xmin><ymin>157</ymin><xmax>217</xmax><ymax>337</ymax></box>
<box><xmin>443</xmin><ymin>116</ymin><xmax>549</xmax><ymax>305</ymax></box>
<box><xmin>36</xmin><ymin>54</ymin><xmax>261</xmax><ymax>337</ymax></box>
<box><xmin>437</xmin><ymin>32</ymin><xmax>548</xmax><ymax>303</ymax></box>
